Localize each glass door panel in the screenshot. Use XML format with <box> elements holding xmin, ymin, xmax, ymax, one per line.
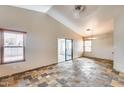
<box><xmin>58</xmin><ymin>39</ymin><xmax>65</xmax><ymax>62</ymax></box>
<box><xmin>65</xmin><ymin>39</ymin><xmax>73</xmax><ymax>61</ymax></box>
<box><xmin>58</xmin><ymin>39</ymin><xmax>73</xmax><ymax>62</ymax></box>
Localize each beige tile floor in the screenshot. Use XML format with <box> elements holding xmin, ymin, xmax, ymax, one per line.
<box><xmin>0</xmin><ymin>57</ymin><xmax>124</xmax><ymax>87</ymax></box>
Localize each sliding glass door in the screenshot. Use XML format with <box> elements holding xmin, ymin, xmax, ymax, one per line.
<box><xmin>65</xmin><ymin>39</ymin><xmax>73</xmax><ymax>61</ymax></box>
<box><xmin>58</xmin><ymin>39</ymin><xmax>66</xmax><ymax>62</ymax></box>
<box><xmin>58</xmin><ymin>38</ymin><xmax>73</xmax><ymax>62</ymax></box>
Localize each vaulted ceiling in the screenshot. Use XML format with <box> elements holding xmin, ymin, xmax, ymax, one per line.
<box><xmin>12</xmin><ymin>5</ymin><xmax>124</xmax><ymax>36</ymax></box>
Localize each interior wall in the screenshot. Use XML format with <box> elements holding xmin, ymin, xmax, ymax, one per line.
<box><xmin>84</xmin><ymin>32</ymin><xmax>113</xmax><ymax>60</ymax></box>
<box><xmin>114</xmin><ymin>12</ymin><xmax>124</xmax><ymax>72</ymax></box>
<box><xmin>0</xmin><ymin>6</ymin><xmax>83</xmax><ymax>77</ymax></box>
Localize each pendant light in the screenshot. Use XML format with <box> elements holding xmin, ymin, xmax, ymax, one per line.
<box><xmin>86</xmin><ymin>28</ymin><xmax>96</xmax><ymax>40</ymax></box>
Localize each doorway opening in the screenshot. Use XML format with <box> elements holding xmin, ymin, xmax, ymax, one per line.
<box><xmin>58</xmin><ymin>38</ymin><xmax>73</xmax><ymax>62</ymax></box>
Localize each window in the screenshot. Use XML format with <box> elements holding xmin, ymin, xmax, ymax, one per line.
<box><xmin>0</xmin><ymin>28</ymin><xmax>26</xmax><ymax>64</ymax></box>
<box><xmin>84</xmin><ymin>40</ymin><xmax>92</xmax><ymax>52</ymax></box>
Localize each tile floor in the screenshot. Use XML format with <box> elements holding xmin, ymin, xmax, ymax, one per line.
<box><xmin>0</xmin><ymin>57</ymin><xmax>124</xmax><ymax>87</ymax></box>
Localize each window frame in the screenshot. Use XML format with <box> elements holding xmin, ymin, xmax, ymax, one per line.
<box><xmin>84</xmin><ymin>39</ymin><xmax>92</xmax><ymax>52</ymax></box>
<box><xmin>0</xmin><ymin>28</ymin><xmax>26</xmax><ymax>64</ymax></box>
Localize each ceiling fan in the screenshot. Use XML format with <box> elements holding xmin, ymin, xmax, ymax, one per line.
<box><xmin>73</xmin><ymin>5</ymin><xmax>85</xmax><ymax>18</ymax></box>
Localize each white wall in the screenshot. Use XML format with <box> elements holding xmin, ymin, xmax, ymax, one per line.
<box><xmin>84</xmin><ymin>32</ymin><xmax>113</xmax><ymax>60</ymax></box>
<box><xmin>0</xmin><ymin>6</ymin><xmax>83</xmax><ymax>77</ymax></box>
<box><xmin>114</xmin><ymin>13</ymin><xmax>124</xmax><ymax>72</ymax></box>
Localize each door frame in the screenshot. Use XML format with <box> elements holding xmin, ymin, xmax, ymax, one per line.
<box><xmin>58</xmin><ymin>38</ymin><xmax>73</xmax><ymax>62</ymax></box>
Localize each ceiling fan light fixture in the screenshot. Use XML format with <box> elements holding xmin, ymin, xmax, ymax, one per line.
<box><xmin>73</xmin><ymin>5</ymin><xmax>85</xmax><ymax>18</ymax></box>
<box><xmin>74</xmin><ymin>10</ymin><xmax>80</xmax><ymax>18</ymax></box>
